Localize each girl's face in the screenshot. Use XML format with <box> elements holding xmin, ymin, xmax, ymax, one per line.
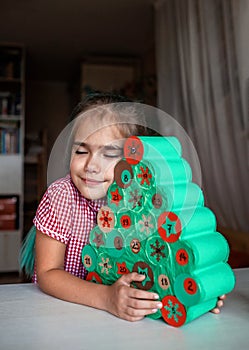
<box><xmin>70</xmin><ymin>123</ymin><xmax>125</xmax><ymax>200</ymax></box>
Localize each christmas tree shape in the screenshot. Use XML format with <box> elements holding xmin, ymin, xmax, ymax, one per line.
<box><xmin>82</xmin><ymin>136</ymin><xmax>235</xmax><ymax>327</ymax></box>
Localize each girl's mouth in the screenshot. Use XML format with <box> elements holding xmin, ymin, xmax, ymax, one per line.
<box><xmin>82</xmin><ymin>178</ymin><xmax>105</xmax><ymax>186</ymax></box>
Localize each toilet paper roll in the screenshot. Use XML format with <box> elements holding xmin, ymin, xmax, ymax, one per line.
<box><xmin>174</xmin><ymin>262</ymin><xmax>235</xmax><ymax>306</ymax></box>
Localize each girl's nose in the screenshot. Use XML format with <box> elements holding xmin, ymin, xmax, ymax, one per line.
<box><xmin>85</xmin><ymin>154</ymin><xmax>100</xmax><ymax>173</ymax></box>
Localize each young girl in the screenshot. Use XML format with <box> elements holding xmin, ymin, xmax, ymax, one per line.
<box><xmin>22</xmin><ymin>93</ymin><xmax>225</xmax><ymax>321</ymax></box>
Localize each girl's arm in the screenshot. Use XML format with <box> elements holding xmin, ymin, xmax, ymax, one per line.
<box><xmin>35</xmin><ymin>230</ymin><xmax>162</xmax><ymax>322</ymax></box>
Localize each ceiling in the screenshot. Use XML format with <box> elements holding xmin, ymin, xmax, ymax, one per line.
<box><xmin>0</xmin><ymin>0</ymin><xmax>155</xmax><ymax>81</ymax></box>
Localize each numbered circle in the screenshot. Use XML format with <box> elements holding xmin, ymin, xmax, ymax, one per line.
<box><xmin>176</xmin><ymin>248</ymin><xmax>189</xmax><ymax>266</ymax></box>
<box><xmin>105</xmin><ymin>230</ymin><xmax>125</xmax><ymax>258</ymax></box>
<box><xmin>132</xmin><ymin>261</ymin><xmax>154</xmax><ymax>290</ymax></box>
<box><xmin>117</xmin><ymin>209</ymin><xmax>134</xmax><ymax>231</ymax></box>
<box><xmin>124</xmin><ymin>136</ymin><xmax>144</xmax><ymax>165</ymax></box>
<box><xmin>114</xmin><ymin>160</ymin><xmax>133</xmax><ymax>188</ymax></box>
<box><xmin>184</xmin><ymin>278</ymin><xmax>198</xmax><ymax>295</ymax></box>
<box><xmin>82</xmin><ymin>245</ymin><xmax>97</xmax><ymax>272</ymax></box>
<box><xmin>152</xmin><ymin>192</ymin><xmax>163</xmax><ymax>209</ymax></box>
<box><xmin>158</xmin><ymin>274</ymin><xmax>170</xmax><ymax>290</ymax></box>
<box><xmin>161</xmin><ymin>295</ymin><xmax>187</xmax><ymax>327</ymax></box>
<box><xmin>158</xmin><ymin>211</ymin><xmax>182</xmax><ymax>243</ymax></box>
<box><xmin>107</xmin><ymin>183</ymin><xmax>124</xmax><ymax>209</ymax></box>
<box><xmin>174</xmin><ymin>274</ymin><xmax>201</xmax><ymax>306</ymax></box>
<box><xmin>130</xmin><ymin>238</ymin><xmax>141</xmax><ymax>254</ymax></box>
<box><xmin>97</xmin><ymin>206</ymin><xmax>115</xmax><ymax>233</ymax></box>
<box><xmin>125</xmin><ymin>232</ymin><xmax>144</xmax><ymax>257</ymax></box>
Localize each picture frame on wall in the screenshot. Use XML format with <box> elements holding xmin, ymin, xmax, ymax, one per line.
<box><xmin>81</xmin><ymin>56</ymin><xmax>141</xmax><ymax>98</ymax></box>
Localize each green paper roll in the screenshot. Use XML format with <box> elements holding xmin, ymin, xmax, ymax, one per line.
<box><xmin>147</xmin><ymin>309</ymin><xmax>162</xmax><ymax>320</ymax></box>
<box><xmin>185</xmin><ymin>232</ymin><xmax>230</xmax><ymax>268</ymax></box>
<box><xmin>171</xmin><ymin>183</ymin><xmax>204</xmax><ymax>210</ymax></box>
<box><xmin>174</xmin><ymin>262</ymin><xmax>235</xmax><ymax>306</ymax></box>
<box><xmin>105</xmin><ymin>230</ymin><xmax>125</xmax><ymax>258</ymax></box>
<box><xmin>172</xmin><ymin>207</ymin><xmax>217</xmax><ymax>239</ymax></box>
<box><xmin>139</xmin><ymin>136</ymin><xmax>182</xmax><ymax>160</ymax></box>
<box><xmin>185</xmin><ymin>298</ymin><xmax>217</xmax><ymax>324</ymax></box>
<box><xmin>146</xmin><ymin>186</ymin><xmax>169</xmax><ymax>214</ymax></box>
<box><xmin>148</xmin><ymin>183</ymin><xmax>204</xmax><ymax>214</ymax></box>
<box><xmin>124</xmin><ymin>137</ymin><xmax>192</xmax><ymax>185</ymax></box>
<box><xmin>152</xmin><ymin>159</ymin><xmax>192</xmax><ymax>186</ymax></box>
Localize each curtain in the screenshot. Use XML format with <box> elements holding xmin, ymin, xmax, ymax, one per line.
<box><xmin>155</xmin><ymin>0</ymin><xmax>249</xmax><ymax>232</ymax></box>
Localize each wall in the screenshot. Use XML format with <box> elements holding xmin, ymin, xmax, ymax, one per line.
<box><xmin>25</xmin><ymin>80</ymin><xmax>71</xmax><ymax>157</ymax></box>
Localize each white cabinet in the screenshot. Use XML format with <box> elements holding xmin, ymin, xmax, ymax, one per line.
<box><xmin>0</xmin><ymin>43</ymin><xmax>25</xmax><ymax>272</ymax></box>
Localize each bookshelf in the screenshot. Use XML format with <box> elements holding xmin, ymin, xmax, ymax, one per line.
<box><xmin>0</xmin><ymin>43</ymin><xmax>25</xmax><ymax>272</ymax></box>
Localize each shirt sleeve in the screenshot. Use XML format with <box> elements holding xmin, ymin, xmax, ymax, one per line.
<box><xmin>34</xmin><ymin>180</ymin><xmax>73</xmax><ymax>244</ymax></box>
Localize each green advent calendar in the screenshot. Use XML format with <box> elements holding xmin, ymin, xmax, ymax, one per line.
<box><xmin>82</xmin><ymin>136</ymin><xmax>235</xmax><ymax>327</ymax></box>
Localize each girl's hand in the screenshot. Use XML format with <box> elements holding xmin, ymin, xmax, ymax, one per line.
<box><xmin>105</xmin><ymin>272</ymin><xmax>162</xmax><ymax>322</ymax></box>
<box><xmin>210</xmin><ymin>295</ymin><xmax>226</xmax><ymax>314</ymax></box>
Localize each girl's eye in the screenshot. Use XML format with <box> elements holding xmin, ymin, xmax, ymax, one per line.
<box><xmin>75</xmin><ymin>148</ymin><xmax>88</xmax><ymax>155</ymax></box>
<box><xmin>104</xmin><ymin>154</ymin><xmax>120</xmax><ymax>158</ymax></box>
<box><xmin>75</xmin><ymin>150</ymin><xmax>87</xmax><ymax>154</ymax></box>
<box><xmin>104</xmin><ymin>151</ymin><xmax>123</xmax><ymax>158</ymax></box>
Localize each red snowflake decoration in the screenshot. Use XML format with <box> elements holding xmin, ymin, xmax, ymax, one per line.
<box><xmin>99</xmin><ymin>210</ymin><xmax>113</xmax><ymax>228</ymax></box>
<box><xmin>137</xmin><ymin>166</ymin><xmax>152</xmax><ymax>186</ymax></box>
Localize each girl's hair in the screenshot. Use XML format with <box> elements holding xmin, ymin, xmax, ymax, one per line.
<box><xmin>70</xmin><ymin>92</ymin><xmax>147</xmax><ymax>135</ymax></box>
<box><xmin>70</xmin><ymin>92</ymin><xmax>135</xmax><ymax>119</ymax></box>
<box><xmin>66</xmin><ymin>92</ymin><xmax>148</xmax><ymax>165</ymax></box>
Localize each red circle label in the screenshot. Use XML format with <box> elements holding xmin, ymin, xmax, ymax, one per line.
<box><xmin>184</xmin><ymin>278</ymin><xmax>198</xmax><ymax>295</ymax></box>
<box><xmin>161</xmin><ymin>295</ymin><xmax>186</xmax><ymax>327</ymax></box>
<box><xmin>158</xmin><ymin>212</ymin><xmax>181</xmax><ymax>243</ymax></box>
<box><xmin>124</xmin><ymin>136</ymin><xmax>144</xmax><ymax>164</ymax></box>
<box><xmin>176</xmin><ymin>249</ymin><xmax>189</xmax><ymax>266</ymax></box>
<box><xmin>120</xmin><ymin>215</ymin><xmax>131</xmax><ymax>229</ymax></box>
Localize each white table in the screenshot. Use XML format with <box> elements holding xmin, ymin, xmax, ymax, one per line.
<box><xmin>0</xmin><ymin>268</ymin><xmax>248</xmax><ymax>350</ymax></box>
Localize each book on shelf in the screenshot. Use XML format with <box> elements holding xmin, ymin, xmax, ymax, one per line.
<box><xmin>0</xmin><ymin>120</ymin><xmax>20</xmax><ymax>154</ymax></box>
<box><xmin>0</xmin><ymin>91</ymin><xmax>21</xmax><ymax>116</ymax></box>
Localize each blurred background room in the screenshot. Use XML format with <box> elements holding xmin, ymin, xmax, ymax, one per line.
<box><xmin>0</xmin><ymin>0</ymin><xmax>248</xmax><ymax>283</ymax></box>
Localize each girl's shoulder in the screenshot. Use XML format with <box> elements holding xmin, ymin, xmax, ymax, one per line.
<box><xmin>46</xmin><ymin>175</ymin><xmax>81</xmax><ymax>203</ymax></box>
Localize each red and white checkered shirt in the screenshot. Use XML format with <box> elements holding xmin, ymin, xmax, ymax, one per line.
<box><xmin>33</xmin><ymin>175</ymin><xmax>105</xmax><ymax>283</ymax></box>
